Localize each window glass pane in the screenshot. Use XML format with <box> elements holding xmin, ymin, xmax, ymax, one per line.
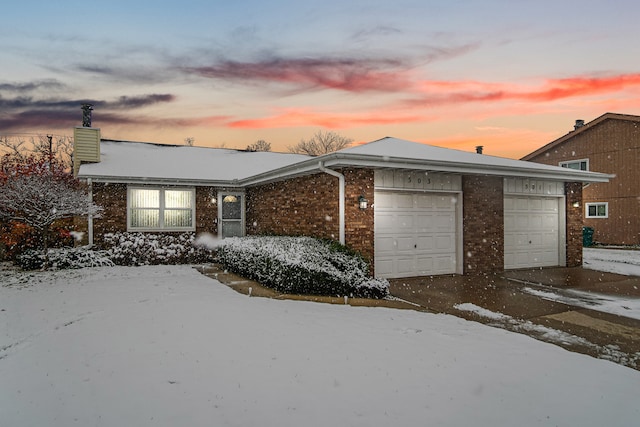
<box><xmin>580</xmin><ymin>161</ymin><xmax>588</xmax><ymax>171</ymax></box>
<box><xmin>566</xmin><ymin>162</ymin><xmax>580</xmax><ymax>170</ymax></box>
<box><xmin>222</xmin><ymin>221</ymin><xmax>242</xmax><ymax>238</ymax></box>
<box><xmin>165</xmin><ymin>190</ymin><xmax>192</xmax><ymax>208</ymax></box>
<box><xmin>164</xmin><ymin>209</ymin><xmax>193</xmax><ymax>228</ymax></box>
<box><xmin>597</xmin><ymin>205</ymin><xmax>606</xmax><ymax>216</ymax></box>
<box><xmin>222</xmin><ymin>195</ymin><xmax>242</xmax><ymax>219</ymax></box>
<box><xmin>130</xmin><ymin>209</ymin><xmax>159</xmax><ymax>228</ymax></box>
<box><xmin>131</xmin><ymin>189</ymin><xmax>159</xmax><ymax>208</ymax></box>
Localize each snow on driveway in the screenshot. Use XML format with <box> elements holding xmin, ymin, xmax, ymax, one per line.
<box><xmin>1</xmin><ymin>265</ymin><xmax>639</xmax><ymax>427</ymax></box>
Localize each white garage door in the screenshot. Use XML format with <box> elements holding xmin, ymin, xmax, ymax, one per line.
<box><xmin>504</xmin><ymin>196</ymin><xmax>560</xmax><ymax>269</ymax></box>
<box><xmin>375</xmin><ymin>191</ymin><xmax>458</xmax><ymax>278</ymax></box>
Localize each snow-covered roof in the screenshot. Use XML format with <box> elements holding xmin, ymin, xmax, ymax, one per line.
<box><xmin>242</xmin><ymin>137</ymin><xmax>613</xmax><ymax>185</ymax></box>
<box><xmin>79</xmin><ymin>137</ymin><xmax>612</xmax><ymax>186</ymax></box>
<box><xmin>78</xmin><ymin>140</ymin><xmax>311</xmax><ymax>184</ymax></box>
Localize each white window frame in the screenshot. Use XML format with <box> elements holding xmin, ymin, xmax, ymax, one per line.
<box><xmin>559</xmin><ymin>158</ymin><xmax>589</xmax><ymax>171</ymax></box>
<box><xmin>585</xmin><ymin>202</ymin><xmax>608</xmax><ymax>219</ymax></box>
<box><xmin>127</xmin><ymin>186</ymin><xmax>196</xmax><ymax>232</ymax></box>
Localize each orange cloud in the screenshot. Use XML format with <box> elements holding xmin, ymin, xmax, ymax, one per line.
<box><xmin>227</xmin><ymin>108</ymin><xmax>424</xmax><ymax>129</ymax></box>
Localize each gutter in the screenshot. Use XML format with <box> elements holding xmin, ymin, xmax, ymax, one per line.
<box><xmin>87</xmin><ymin>178</ymin><xmax>94</xmax><ymax>246</ymax></box>
<box><xmin>318</xmin><ymin>161</ymin><xmax>345</xmax><ymax>245</ymax></box>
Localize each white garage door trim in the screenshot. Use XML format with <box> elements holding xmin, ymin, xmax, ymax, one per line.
<box><xmin>504</xmin><ymin>195</ymin><xmax>566</xmax><ymax>269</ymax></box>
<box><xmin>374</xmin><ymin>189</ymin><xmax>462</xmax><ymax>278</ymax></box>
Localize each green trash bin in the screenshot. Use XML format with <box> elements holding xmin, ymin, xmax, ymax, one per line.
<box><xmin>582</xmin><ymin>226</ymin><xmax>594</xmax><ymax>247</ymax></box>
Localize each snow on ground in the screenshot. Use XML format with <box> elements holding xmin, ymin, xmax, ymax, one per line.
<box><xmin>2</xmin><ymin>265</ymin><xmax>639</xmax><ymax>427</ymax></box>
<box><xmin>583</xmin><ymin>247</ymin><xmax>640</xmax><ymax>276</ymax></box>
<box><xmin>522</xmin><ymin>287</ymin><xmax>640</xmax><ymax>321</ymax></box>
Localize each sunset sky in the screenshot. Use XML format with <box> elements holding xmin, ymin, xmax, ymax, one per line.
<box><xmin>2</xmin><ymin>0</ymin><xmax>640</xmax><ymax>158</ymax></box>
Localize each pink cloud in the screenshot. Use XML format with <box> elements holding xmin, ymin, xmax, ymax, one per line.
<box><xmin>184</xmin><ymin>57</ymin><xmax>414</xmax><ymax>92</ymax></box>
<box><xmin>409</xmin><ymin>73</ymin><xmax>640</xmax><ymax>106</ymax></box>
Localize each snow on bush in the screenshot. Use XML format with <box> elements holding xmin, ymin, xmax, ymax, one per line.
<box><xmin>16</xmin><ymin>247</ymin><xmax>114</xmax><ymax>271</ymax></box>
<box><xmin>217</xmin><ymin>236</ymin><xmax>389</xmax><ymax>299</ymax></box>
<box><xmin>103</xmin><ymin>232</ymin><xmax>215</xmax><ymax>266</ymax></box>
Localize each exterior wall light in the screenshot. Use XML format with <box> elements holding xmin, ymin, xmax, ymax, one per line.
<box><xmin>358</xmin><ymin>195</ymin><xmax>368</xmax><ymax>210</ymax></box>
<box><xmin>572</xmin><ymin>201</ymin><xmax>580</xmax><ymax>208</ymax></box>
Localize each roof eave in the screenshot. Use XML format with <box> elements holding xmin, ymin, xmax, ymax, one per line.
<box><xmin>78</xmin><ymin>174</ymin><xmax>236</xmax><ymax>187</ymax></box>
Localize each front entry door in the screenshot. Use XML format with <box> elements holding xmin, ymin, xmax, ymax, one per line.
<box><xmin>219</xmin><ymin>193</ymin><xmax>244</xmax><ymax>238</ymax></box>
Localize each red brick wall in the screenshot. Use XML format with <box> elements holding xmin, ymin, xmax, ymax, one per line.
<box><xmin>462</xmin><ymin>176</ymin><xmax>504</xmax><ymax>275</ymax></box>
<box><xmin>343</xmin><ymin>169</ymin><xmax>374</xmax><ymax>262</ymax></box>
<box><xmin>565</xmin><ymin>182</ymin><xmax>583</xmax><ymax>267</ymax></box>
<box><xmin>246</xmin><ymin>173</ymin><xmax>340</xmax><ymax>240</ymax></box>
<box><xmin>93</xmin><ymin>183</ymin><xmax>127</xmax><ymax>242</ymax></box>
<box><xmin>246</xmin><ymin>168</ymin><xmax>375</xmax><ymax>261</ymax></box>
<box><xmin>90</xmin><ymin>183</ymin><xmax>217</xmax><ymax>245</ymax></box>
<box><xmin>195</xmin><ymin>187</ymin><xmax>218</xmax><ymax>235</ymax></box>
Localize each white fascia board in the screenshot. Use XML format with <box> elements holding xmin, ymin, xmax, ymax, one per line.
<box><xmin>238</xmin><ymin>159</ymin><xmax>324</xmax><ymax>186</ymax></box>
<box><xmin>320</xmin><ymin>154</ymin><xmax>614</xmax><ymax>183</ymax></box>
<box><xmin>77</xmin><ymin>174</ymin><xmax>233</xmax><ymax>187</ymax></box>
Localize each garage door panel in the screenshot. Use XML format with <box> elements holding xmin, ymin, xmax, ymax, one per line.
<box><xmin>434</xmin><ymin>214</ymin><xmax>455</xmax><ymax>231</ymax></box>
<box><xmin>415</xmin><ymin>194</ymin><xmax>434</xmax><ymax>208</ymax></box>
<box><xmin>435</xmin><ymin>196</ymin><xmax>455</xmax><ymax>209</ymax></box>
<box><xmin>396</xmin><ymin>237</ymin><xmax>415</xmax><ymax>252</ymax></box>
<box><xmin>397</xmin><ymin>258</ymin><xmax>417</xmax><ymax>275</ymax></box>
<box><xmin>397</xmin><ymin>214</ymin><xmax>414</xmax><ymax>229</ymax></box>
<box><xmin>375</xmin><ymin>193</ymin><xmax>395</xmax><ymax>209</ymax></box>
<box><xmin>376</xmin><ymin>236</ymin><xmax>396</xmax><ymax>254</ymax></box>
<box><xmin>435</xmin><ymin>235</ymin><xmax>454</xmax><ymax>250</ymax></box>
<box><xmin>376</xmin><ymin>259</ymin><xmax>394</xmax><ymax>276</ymax></box>
<box><xmin>504</xmin><ymin>196</ymin><xmax>560</xmax><ymax>269</ymax></box>
<box><xmin>396</xmin><ymin>194</ymin><xmax>414</xmax><ymax>208</ymax></box>
<box><xmin>415</xmin><ymin>235</ymin><xmax>435</xmax><ymax>251</ymax></box>
<box><xmin>375</xmin><ymin>191</ymin><xmax>458</xmax><ymax>278</ymax></box>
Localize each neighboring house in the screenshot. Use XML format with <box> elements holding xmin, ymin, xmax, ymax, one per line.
<box><xmin>522</xmin><ymin>113</ymin><xmax>640</xmax><ymax>246</ymax></box>
<box><xmin>74</xmin><ymin>126</ymin><xmax>610</xmax><ymax>279</ymax></box>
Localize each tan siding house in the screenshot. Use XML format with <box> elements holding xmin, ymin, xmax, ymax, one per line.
<box><xmin>522</xmin><ymin>113</ymin><xmax>640</xmax><ymax>245</ymax></box>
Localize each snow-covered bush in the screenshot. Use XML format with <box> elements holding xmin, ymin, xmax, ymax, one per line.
<box><xmin>103</xmin><ymin>232</ymin><xmax>215</xmax><ymax>266</ymax></box>
<box><xmin>17</xmin><ymin>247</ymin><xmax>114</xmax><ymax>270</ymax></box>
<box><xmin>217</xmin><ymin>236</ymin><xmax>389</xmax><ymax>299</ymax></box>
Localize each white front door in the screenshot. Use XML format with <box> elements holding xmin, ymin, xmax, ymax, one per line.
<box><xmin>219</xmin><ymin>193</ymin><xmax>244</xmax><ymax>238</ymax></box>
<box><xmin>375</xmin><ymin>191</ymin><xmax>459</xmax><ymax>278</ymax></box>
<box><xmin>504</xmin><ymin>196</ymin><xmax>561</xmax><ymax>269</ymax></box>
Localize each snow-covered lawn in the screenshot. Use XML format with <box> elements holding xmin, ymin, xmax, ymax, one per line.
<box><xmin>1</xmin><ymin>265</ymin><xmax>639</xmax><ymax>426</ymax></box>
<box><xmin>584</xmin><ymin>247</ymin><xmax>640</xmax><ymax>276</ymax></box>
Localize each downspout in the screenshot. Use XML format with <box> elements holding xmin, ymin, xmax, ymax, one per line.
<box><xmin>87</xmin><ymin>178</ymin><xmax>94</xmax><ymax>246</ymax></box>
<box><xmin>318</xmin><ymin>162</ymin><xmax>345</xmax><ymax>245</ymax></box>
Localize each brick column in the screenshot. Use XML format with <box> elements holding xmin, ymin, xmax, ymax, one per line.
<box><xmin>462</xmin><ymin>176</ymin><xmax>504</xmax><ymax>275</ymax></box>
<box><xmin>565</xmin><ymin>182</ymin><xmax>583</xmax><ymax>267</ymax></box>
<box><xmin>342</xmin><ymin>168</ymin><xmax>375</xmax><ymax>263</ymax></box>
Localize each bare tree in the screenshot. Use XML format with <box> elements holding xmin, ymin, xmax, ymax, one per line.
<box><xmin>184</xmin><ymin>137</ymin><xmax>195</xmax><ymax>146</ymax></box>
<box><xmin>0</xmin><ymin>156</ymin><xmax>102</xmax><ymax>265</ymax></box>
<box><xmin>288</xmin><ymin>130</ymin><xmax>353</xmax><ymax>156</ymax></box>
<box><xmin>246</xmin><ymin>140</ymin><xmax>271</xmax><ymax>152</ymax></box>
<box><xmin>0</xmin><ymin>135</ymin><xmax>74</xmax><ymax>170</ymax></box>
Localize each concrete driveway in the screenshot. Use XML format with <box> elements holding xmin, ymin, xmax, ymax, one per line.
<box><xmin>389</xmin><ymin>267</ymin><xmax>640</xmax><ymax>370</ymax></box>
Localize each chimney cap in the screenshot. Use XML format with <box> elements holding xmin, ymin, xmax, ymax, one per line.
<box><xmin>81</xmin><ymin>103</ymin><xmax>94</xmax><ymax>127</ymax></box>
<box><xmin>475</xmin><ymin>145</ymin><xmax>483</xmax><ymax>154</ymax></box>
<box><xmin>574</xmin><ymin>119</ymin><xmax>585</xmax><ymax>130</ymax></box>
